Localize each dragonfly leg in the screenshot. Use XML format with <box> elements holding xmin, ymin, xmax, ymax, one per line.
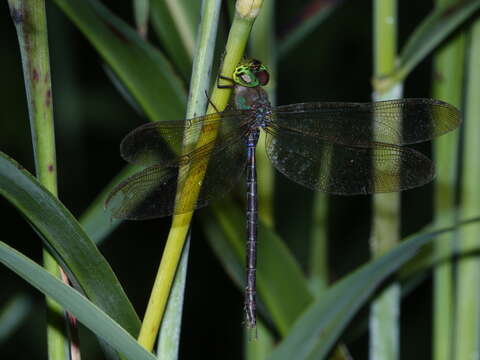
<box><xmin>217</xmin><ymin>74</ymin><xmax>235</xmax><ymax>89</ymax></box>
<box><xmin>204</xmin><ymin>90</ymin><xmax>220</xmax><ymax>112</ymax></box>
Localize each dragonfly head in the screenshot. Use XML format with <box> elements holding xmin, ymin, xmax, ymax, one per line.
<box><xmin>233</xmin><ymin>59</ymin><xmax>270</xmax><ymax>88</ymax></box>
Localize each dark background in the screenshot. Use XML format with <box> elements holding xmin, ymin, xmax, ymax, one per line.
<box><xmin>0</xmin><ymin>1</ymin><xmax>437</xmax><ymax>358</ymax></box>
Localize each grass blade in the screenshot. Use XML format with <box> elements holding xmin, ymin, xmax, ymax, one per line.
<box><xmin>267</xmin><ymin>220</ymin><xmax>479</xmax><ymax>360</ymax></box>
<box><xmin>0</xmin><ymin>151</ymin><xmax>141</xmax><ymax>337</ymax></box>
<box><xmin>53</xmin><ymin>0</ymin><xmax>187</xmax><ymax>122</ymax></box>
<box><xmin>394</xmin><ymin>0</ymin><xmax>480</xmax><ymax>86</ymax></box>
<box><xmin>0</xmin><ymin>242</ymin><xmax>156</xmax><ymax>360</ymax></box>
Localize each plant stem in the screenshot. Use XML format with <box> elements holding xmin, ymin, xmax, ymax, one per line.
<box><xmin>432</xmin><ymin>1</ymin><xmax>464</xmax><ymax>359</ymax></box>
<box><xmin>137</xmin><ymin>0</ymin><xmax>264</xmax><ymax>351</ymax></box>
<box><xmin>154</xmin><ymin>1</ymin><xmax>221</xmax><ymax>358</ymax></box>
<box><xmin>454</xmin><ymin>16</ymin><xmax>480</xmax><ymax>360</ymax></box>
<box><xmin>370</xmin><ymin>1</ymin><xmax>401</xmax><ymax>360</ymax></box>
<box><xmin>7</xmin><ymin>0</ymin><xmax>74</xmax><ymax>359</ymax></box>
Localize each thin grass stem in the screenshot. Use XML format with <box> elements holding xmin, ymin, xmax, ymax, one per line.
<box><xmin>7</xmin><ymin>1</ymin><xmax>73</xmax><ymax>359</ymax></box>
<box><xmin>432</xmin><ymin>1</ymin><xmax>464</xmax><ymax>358</ymax></box>
<box><xmin>155</xmin><ymin>1</ymin><xmax>222</xmax><ymax>358</ymax></box>
<box><xmin>454</xmin><ymin>16</ymin><xmax>480</xmax><ymax>360</ymax></box>
<box><xmin>370</xmin><ymin>1</ymin><xmax>401</xmax><ymax>360</ymax></box>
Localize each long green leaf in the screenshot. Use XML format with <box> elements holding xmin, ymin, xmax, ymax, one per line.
<box><xmin>396</xmin><ymin>0</ymin><xmax>480</xmax><ymax>82</ymax></box>
<box><xmin>150</xmin><ymin>0</ymin><xmax>201</xmax><ymax>80</ymax></box>
<box><xmin>0</xmin><ymin>242</ymin><xmax>155</xmax><ymax>360</ymax></box>
<box><xmin>267</xmin><ymin>219</ymin><xmax>480</xmax><ymax>360</ymax></box>
<box><xmin>0</xmin><ymin>152</ymin><xmax>140</xmax><ymax>336</ymax></box>
<box><xmin>53</xmin><ymin>0</ymin><xmax>187</xmax><ymax>122</ymax></box>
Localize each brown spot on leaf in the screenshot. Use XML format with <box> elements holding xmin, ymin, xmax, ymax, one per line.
<box><xmin>45</xmin><ymin>89</ymin><xmax>51</xmax><ymax>107</ymax></box>
<box><xmin>32</xmin><ymin>69</ymin><xmax>39</xmax><ymax>82</ymax></box>
<box><xmin>48</xmin><ymin>164</ymin><xmax>54</xmax><ymax>172</ymax></box>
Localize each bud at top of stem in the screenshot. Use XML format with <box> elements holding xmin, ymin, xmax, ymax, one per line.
<box><xmin>236</xmin><ymin>0</ymin><xmax>263</xmax><ymax>19</ymax></box>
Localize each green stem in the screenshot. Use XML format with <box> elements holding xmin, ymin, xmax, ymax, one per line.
<box><xmin>137</xmin><ymin>0</ymin><xmax>264</xmax><ymax>351</ymax></box>
<box><xmin>432</xmin><ymin>1</ymin><xmax>464</xmax><ymax>358</ymax></box>
<box><xmin>154</xmin><ymin>1</ymin><xmax>221</xmax><ymax>358</ymax></box>
<box><xmin>454</xmin><ymin>17</ymin><xmax>480</xmax><ymax>360</ymax></box>
<box><xmin>370</xmin><ymin>1</ymin><xmax>400</xmax><ymax>360</ymax></box>
<box><xmin>7</xmin><ymin>0</ymin><xmax>70</xmax><ymax>359</ymax></box>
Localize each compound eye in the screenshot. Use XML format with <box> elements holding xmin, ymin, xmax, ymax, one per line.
<box><xmin>256</xmin><ymin>69</ymin><xmax>270</xmax><ymax>86</ymax></box>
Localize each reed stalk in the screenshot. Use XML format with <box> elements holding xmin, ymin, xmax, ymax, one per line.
<box><xmin>154</xmin><ymin>2</ymin><xmax>221</xmax><ymax>358</ymax></box>
<box><xmin>454</xmin><ymin>16</ymin><xmax>480</xmax><ymax>360</ymax></box>
<box><xmin>6</xmin><ymin>1</ymin><xmax>75</xmax><ymax>359</ymax></box>
<box><xmin>370</xmin><ymin>1</ymin><xmax>401</xmax><ymax>360</ymax></box>
<box><xmin>432</xmin><ymin>1</ymin><xmax>464</xmax><ymax>359</ymax></box>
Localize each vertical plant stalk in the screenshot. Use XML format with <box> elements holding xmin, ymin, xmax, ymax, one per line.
<box><xmin>454</xmin><ymin>17</ymin><xmax>480</xmax><ymax>360</ymax></box>
<box><xmin>370</xmin><ymin>1</ymin><xmax>401</xmax><ymax>360</ymax></box>
<box><xmin>137</xmin><ymin>0</ymin><xmax>264</xmax><ymax>351</ymax></box>
<box><xmin>7</xmin><ymin>1</ymin><xmax>76</xmax><ymax>359</ymax></box>
<box><xmin>154</xmin><ymin>1</ymin><xmax>222</xmax><ymax>358</ymax></box>
<box><xmin>432</xmin><ymin>1</ymin><xmax>464</xmax><ymax>358</ymax></box>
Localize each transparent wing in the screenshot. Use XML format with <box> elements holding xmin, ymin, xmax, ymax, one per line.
<box><xmin>273</xmin><ymin>98</ymin><xmax>460</xmax><ymax>146</ymax></box>
<box><xmin>106</xmin><ymin>124</ymin><xmax>249</xmax><ymax>220</ymax></box>
<box><xmin>265</xmin><ymin>130</ymin><xmax>434</xmax><ymax>195</ymax></box>
<box><xmin>120</xmin><ymin>110</ymin><xmax>251</xmax><ymax>166</ymax></box>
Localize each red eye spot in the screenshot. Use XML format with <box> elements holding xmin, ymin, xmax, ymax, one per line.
<box><xmin>256</xmin><ymin>70</ymin><xmax>269</xmax><ymax>86</ymax></box>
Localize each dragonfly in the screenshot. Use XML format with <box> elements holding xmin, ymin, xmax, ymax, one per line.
<box><xmin>105</xmin><ymin>58</ymin><xmax>461</xmax><ymax>329</ymax></box>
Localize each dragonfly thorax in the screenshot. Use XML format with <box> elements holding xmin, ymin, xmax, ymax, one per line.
<box><xmin>233</xmin><ymin>84</ymin><xmax>272</xmax><ymax>129</ymax></box>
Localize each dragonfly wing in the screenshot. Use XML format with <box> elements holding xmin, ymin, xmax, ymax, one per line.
<box><xmin>273</xmin><ymin>98</ymin><xmax>460</xmax><ymax>146</ymax></box>
<box><xmin>265</xmin><ymin>130</ymin><xmax>434</xmax><ymax>195</ymax></box>
<box><xmin>106</xmin><ymin>127</ymin><xmax>249</xmax><ymax>220</ymax></box>
<box><xmin>120</xmin><ymin>111</ymin><xmax>250</xmax><ymax>166</ymax></box>
<box><xmin>105</xmin><ymin>165</ymin><xmax>182</xmax><ymax>219</ymax></box>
